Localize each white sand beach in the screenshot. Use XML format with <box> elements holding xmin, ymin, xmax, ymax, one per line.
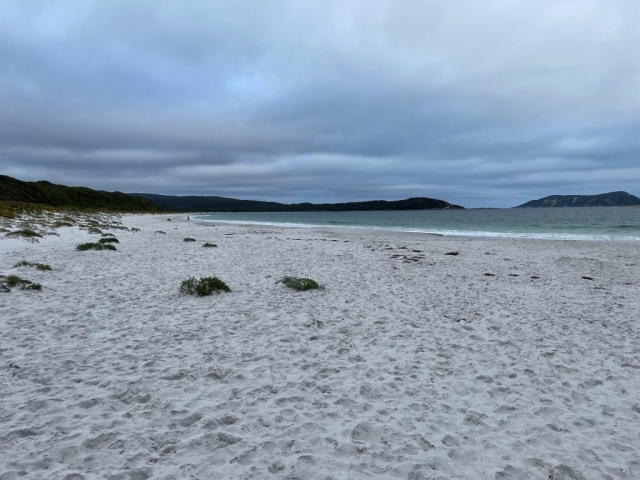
<box><xmin>1</xmin><ymin>214</ymin><xmax>639</xmax><ymax>479</ymax></box>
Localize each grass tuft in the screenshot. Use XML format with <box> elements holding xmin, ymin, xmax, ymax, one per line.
<box><xmin>131</xmin><ymin>228</ymin><xmax>141</xmax><ymax>232</ymax></box>
<box><xmin>183</xmin><ymin>237</ymin><xmax>196</xmax><ymax>242</ymax></box>
<box><xmin>0</xmin><ymin>274</ymin><xmax>42</xmax><ymax>291</ymax></box>
<box><xmin>181</xmin><ymin>276</ymin><xmax>230</xmax><ymax>296</ymax></box>
<box><xmin>87</xmin><ymin>227</ymin><xmax>102</xmax><ymax>235</ymax></box>
<box><xmin>202</xmin><ymin>242</ymin><xmax>218</xmax><ymax>248</ymax></box>
<box><xmin>98</xmin><ymin>237</ymin><xmax>119</xmax><ymax>244</ymax></box>
<box><xmin>13</xmin><ymin>260</ymin><xmax>52</xmax><ymax>271</ymax></box>
<box><xmin>6</xmin><ymin>228</ymin><xmax>43</xmax><ymax>238</ymax></box>
<box><xmin>155</xmin><ymin>230</ymin><xmax>166</xmax><ymax>234</ymax></box>
<box><xmin>76</xmin><ymin>242</ymin><xmax>117</xmax><ymax>251</ymax></box>
<box><xmin>279</xmin><ymin>276</ymin><xmax>324</xmax><ymax>291</ymax></box>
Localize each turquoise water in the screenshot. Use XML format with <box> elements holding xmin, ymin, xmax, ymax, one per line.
<box><xmin>194</xmin><ymin>207</ymin><xmax>640</xmax><ymax>241</ymax></box>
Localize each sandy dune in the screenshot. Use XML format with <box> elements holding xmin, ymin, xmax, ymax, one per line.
<box><xmin>1</xmin><ymin>214</ymin><xmax>639</xmax><ymax>479</ymax></box>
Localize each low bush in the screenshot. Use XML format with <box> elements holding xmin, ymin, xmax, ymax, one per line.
<box><xmin>87</xmin><ymin>227</ymin><xmax>102</xmax><ymax>235</ymax></box>
<box><xmin>279</xmin><ymin>276</ymin><xmax>324</xmax><ymax>291</ymax></box>
<box><xmin>131</xmin><ymin>228</ymin><xmax>141</xmax><ymax>232</ymax></box>
<box><xmin>54</xmin><ymin>221</ymin><xmax>74</xmax><ymax>228</ymax></box>
<box><xmin>184</xmin><ymin>238</ymin><xmax>196</xmax><ymax>242</ymax></box>
<box><xmin>99</xmin><ymin>237</ymin><xmax>119</xmax><ymax>244</ymax></box>
<box><xmin>202</xmin><ymin>242</ymin><xmax>217</xmax><ymax>248</ymax></box>
<box><xmin>181</xmin><ymin>276</ymin><xmax>230</xmax><ymax>296</ymax></box>
<box><xmin>0</xmin><ymin>275</ymin><xmax>42</xmax><ymax>292</ymax></box>
<box><xmin>6</xmin><ymin>228</ymin><xmax>42</xmax><ymax>238</ymax></box>
<box><xmin>76</xmin><ymin>242</ymin><xmax>117</xmax><ymax>251</ymax></box>
<box><xmin>13</xmin><ymin>260</ymin><xmax>52</xmax><ymax>271</ymax></box>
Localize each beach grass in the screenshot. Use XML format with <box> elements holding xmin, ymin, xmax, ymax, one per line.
<box><xmin>202</xmin><ymin>242</ymin><xmax>218</xmax><ymax>248</ymax></box>
<box><xmin>0</xmin><ymin>275</ymin><xmax>42</xmax><ymax>291</ymax></box>
<box><xmin>76</xmin><ymin>242</ymin><xmax>117</xmax><ymax>251</ymax></box>
<box><xmin>184</xmin><ymin>237</ymin><xmax>196</xmax><ymax>242</ymax></box>
<box><xmin>6</xmin><ymin>228</ymin><xmax>43</xmax><ymax>238</ymax></box>
<box><xmin>13</xmin><ymin>260</ymin><xmax>52</xmax><ymax>271</ymax></box>
<box><xmin>181</xmin><ymin>276</ymin><xmax>230</xmax><ymax>296</ymax></box>
<box><xmin>98</xmin><ymin>237</ymin><xmax>119</xmax><ymax>244</ymax></box>
<box><xmin>279</xmin><ymin>276</ymin><xmax>324</xmax><ymax>291</ymax></box>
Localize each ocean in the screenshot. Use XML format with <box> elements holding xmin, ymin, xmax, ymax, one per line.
<box><xmin>194</xmin><ymin>207</ymin><xmax>640</xmax><ymax>241</ymax></box>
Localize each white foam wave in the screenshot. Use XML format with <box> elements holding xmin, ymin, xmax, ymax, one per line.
<box><xmin>193</xmin><ymin>216</ymin><xmax>640</xmax><ymax>241</ymax></box>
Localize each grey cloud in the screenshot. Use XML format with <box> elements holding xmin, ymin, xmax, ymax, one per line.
<box><xmin>1</xmin><ymin>0</ymin><xmax>639</xmax><ymax>207</ymax></box>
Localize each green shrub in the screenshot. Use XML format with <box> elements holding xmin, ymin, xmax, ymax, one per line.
<box><xmin>76</xmin><ymin>242</ymin><xmax>117</xmax><ymax>251</ymax></box>
<box><xmin>131</xmin><ymin>227</ymin><xmax>141</xmax><ymax>232</ymax></box>
<box><xmin>13</xmin><ymin>260</ymin><xmax>52</xmax><ymax>271</ymax></box>
<box><xmin>279</xmin><ymin>276</ymin><xmax>324</xmax><ymax>291</ymax></box>
<box><xmin>202</xmin><ymin>242</ymin><xmax>218</xmax><ymax>248</ymax></box>
<box><xmin>87</xmin><ymin>227</ymin><xmax>102</xmax><ymax>235</ymax></box>
<box><xmin>6</xmin><ymin>228</ymin><xmax>43</xmax><ymax>238</ymax></box>
<box><xmin>0</xmin><ymin>275</ymin><xmax>41</xmax><ymax>291</ymax></box>
<box><xmin>54</xmin><ymin>221</ymin><xmax>74</xmax><ymax>228</ymax></box>
<box><xmin>184</xmin><ymin>238</ymin><xmax>196</xmax><ymax>242</ymax></box>
<box><xmin>181</xmin><ymin>276</ymin><xmax>230</xmax><ymax>296</ymax></box>
<box><xmin>98</xmin><ymin>237</ymin><xmax>119</xmax><ymax>244</ymax></box>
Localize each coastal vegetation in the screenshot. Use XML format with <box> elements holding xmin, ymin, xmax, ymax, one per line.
<box><xmin>98</xmin><ymin>237</ymin><xmax>119</xmax><ymax>244</ymax></box>
<box><xmin>0</xmin><ymin>175</ymin><xmax>161</xmax><ymax>213</ymax></box>
<box><xmin>184</xmin><ymin>237</ymin><xmax>196</xmax><ymax>242</ymax></box>
<box><xmin>279</xmin><ymin>276</ymin><xmax>324</xmax><ymax>291</ymax></box>
<box><xmin>6</xmin><ymin>228</ymin><xmax>43</xmax><ymax>238</ymax></box>
<box><xmin>13</xmin><ymin>260</ymin><xmax>52</xmax><ymax>271</ymax></box>
<box><xmin>202</xmin><ymin>242</ymin><xmax>217</xmax><ymax>247</ymax></box>
<box><xmin>180</xmin><ymin>276</ymin><xmax>230</xmax><ymax>296</ymax></box>
<box><xmin>0</xmin><ymin>275</ymin><xmax>42</xmax><ymax>292</ymax></box>
<box><xmin>76</xmin><ymin>242</ymin><xmax>117</xmax><ymax>251</ymax></box>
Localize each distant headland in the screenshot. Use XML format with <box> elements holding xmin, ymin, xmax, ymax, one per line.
<box><xmin>516</xmin><ymin>191</ymin><xmax>640</xmax><ymax>208</ymax></box>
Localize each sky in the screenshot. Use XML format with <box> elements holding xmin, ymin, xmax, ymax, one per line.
<box><xmin>1</xmin><ymin>1</ymin><xmax>639</xmax><ymax>207</ymax></box>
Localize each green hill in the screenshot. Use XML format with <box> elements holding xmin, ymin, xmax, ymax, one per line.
<box><xmin>0</xmin><ymin>175</ymin><xmax>161</xmax><ymax>212</ymax></box>
<box><xmin>132</xmin><ymin>193</ymin><xmax>464</xmax><ymax>212</ymax></box>
<box><xmin>517</xmin><ymin>191</ymin><xmax>640</xmax><ymax>208</ymax></box>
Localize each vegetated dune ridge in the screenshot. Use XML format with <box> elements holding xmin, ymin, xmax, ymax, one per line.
<box><xmin>1</xmin><ymin>214</ymin><xmax>639</xmax><ymax>479</ymax></box>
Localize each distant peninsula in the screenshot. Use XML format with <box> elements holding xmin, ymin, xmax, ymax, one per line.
<box><xmin>132</xmin><ymin>193</ymin><xmax>464</xmax><ymax>212</ymax></box>
<box><xmin>517</xmin><ymin>191</ymin><xmax>640</xmax><ymax>208</ymax></box>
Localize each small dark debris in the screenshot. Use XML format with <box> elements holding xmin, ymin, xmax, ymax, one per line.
<box><xmin>484</xmin><ymin>273</ymin><xmax>496</xmax><ymax>277</ymax></box>
<box><xmin>9</xmin><ymin>363</ymin><xmax>20</xmax><ymax>369</ymax></box>
<box><xmin>445</xmin><ymin>251</ymin><xmax>460</xmax><ymax>256</ymax></box>
<box><xmin>582</xmin><ymin>276</ymin><xmax>594</xmax><ymax>281</ymax></box>
<box><xmin>412</xmin><ymin>250</ymin><xmax>422</xmax><ymax>253</ymax></box>
<box><xmin>530</xmin><ymin>276</ymin><xmax>540</xmax><ymax>279</ymax></box>
<box><xmin>508</xmin><ymin>274</ymin><xmax>519</xmax><ymax>277</ymax></box>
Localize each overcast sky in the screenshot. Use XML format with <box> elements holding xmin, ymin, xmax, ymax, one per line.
<box><xmin>1</xmin><ymin>1</ymin><xmax>639</xmax><ymax>207</ymax></box>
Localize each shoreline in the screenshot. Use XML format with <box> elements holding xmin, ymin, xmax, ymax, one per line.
<box><xmin>2</xmin><ymin>213</ymin><xmax>639</xmax><ymax>479</ymax></box>
<box><xmin>176</xmin><ymin>213</ymin><xmax>640</xmax><ymax>243</ymax></box>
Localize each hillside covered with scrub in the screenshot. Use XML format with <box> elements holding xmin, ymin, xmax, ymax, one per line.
<box><xmin>0</xmin><ymin>175</ymin><xmax>161</xmax><ymax>213</ymax></box>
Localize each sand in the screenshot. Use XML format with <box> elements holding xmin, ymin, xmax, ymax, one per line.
<box><xmin>1</xmin><ymin>214</ymin><xmax>639</xmax><ymax>479</ymax></box>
